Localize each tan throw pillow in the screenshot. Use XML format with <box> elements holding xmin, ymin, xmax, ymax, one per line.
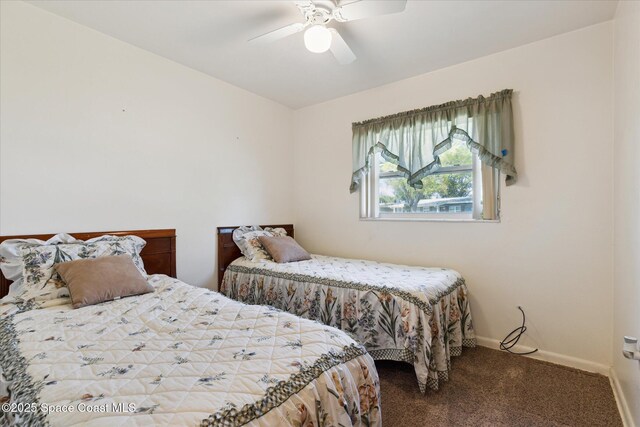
<box><xmin>55</xmin><ymin>255</ymin><xmax>153</xmax><ymax>309</ymax></box>
<box><xmin>258</xmin><ymin>236</ymin><xmax>311</xmax><ymax>263</ymax></box>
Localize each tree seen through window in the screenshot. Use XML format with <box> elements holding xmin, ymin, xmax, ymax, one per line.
<box><xmin>378</xmin><ymin>141</ymin><xmax>473</xmax><ymax>213</ymax></box>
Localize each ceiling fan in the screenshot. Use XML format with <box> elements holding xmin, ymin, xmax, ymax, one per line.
<box><xmin>249</xmin><ymin>0</ymin><xmax>408</xmax><ymax>64</ymax></box>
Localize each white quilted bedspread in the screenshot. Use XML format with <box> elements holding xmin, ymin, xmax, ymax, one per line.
<box><xmin>0</xmin><ymin>275</ymin><xmax>380</xmax><ymax>427</ymax></box>
<box><xmin>232</xmin><ymin>255</ymin><xmax>463</xmax><ymax>304</ymax></box>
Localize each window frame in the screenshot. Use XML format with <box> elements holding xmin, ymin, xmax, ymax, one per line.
<box><xmin>359</xmin><ymin>148</ymin><xmax>501</xmax><ymax>222</ymax></box>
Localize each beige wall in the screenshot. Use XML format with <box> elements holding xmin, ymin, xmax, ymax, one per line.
<box><xmin>293</xmin><ymin>23</ymin><xmax>614</xmax><ymax>367</ymax></box>
<box><xmin>0</xmin><ymin>1</ymin><xmax>294</xmax><ymax>289</ymax></box>
<box><xmin>613</xmin><ymin>1</ymin><xmax>640</xmax><ymax>425</ymax></box>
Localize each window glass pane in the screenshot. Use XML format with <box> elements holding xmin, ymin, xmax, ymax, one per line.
<box><xmin>379</xmin><ymin>171</ymin><xmax>473</xmax><ymax>214</ymax></box>
<box><xmin>375</xmin><ymin>145</ymin><xmax>476</xmax><ymax>216</ymax></box>
<box><xmin>439</xmin><ymin>140</ymin><xmax>472</xmax><ymax>167</ymax></box>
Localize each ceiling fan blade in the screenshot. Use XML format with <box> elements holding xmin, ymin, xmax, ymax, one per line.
<box><xmin>329</xmin><ymin>28</ymin><xmax>356</xmax><ymax>65</ymax></box>
<box><xmin>249</xmin><ymin>22</ymin><xmax>305</xmax><ymax>44</ymax></box>
<box><xmin>333</xmin><ymin>0</ymin><xmax>407</xmax><ymax>22</ymax></box>
<box><xmin>294</xmin><ymin>0</ymin><xmax>314</xmax><ymax>10</ymax></box>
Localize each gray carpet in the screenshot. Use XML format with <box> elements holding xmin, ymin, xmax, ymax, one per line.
<box><xmin>377</xmin><ymin>346</ymin><xmax>622</xmax><ymax>426</ymax></box>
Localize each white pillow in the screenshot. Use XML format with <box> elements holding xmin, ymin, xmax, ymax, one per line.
<box><xmin>0</xmin><ymin>233</ymin><xmax>77</xmax><ymax>281</ymax></box>
<box><xmin>232</xmin><ymin>226</ymin><xmax>287</xmax><ymax>262</ymax></box>
<box><xmin>0</xmin><ymin>233</ymin><xmax>77</xmax><ymax>304</ymax></box>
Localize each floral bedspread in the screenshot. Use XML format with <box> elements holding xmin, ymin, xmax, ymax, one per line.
<box><xmin>0</xmin><ymin>275</ymin><xmax>380</xmax><ymax>427</ymax></box>
<box><xmin>221</xmin><ymin>255</ymin><xmax>476</xmax><ymax>392</ymax></box>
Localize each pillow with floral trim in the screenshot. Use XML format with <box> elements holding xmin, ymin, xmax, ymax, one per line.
<box><xmin>0</xmin><ymin>233</ymin><xmax>77</xmax><ymax>305</ymax></box>
<box><xmin>232</xmin><ymin>226</ymin><xmax>287</xmax><ymax>262</ymax></box>
<box><xmin>0</xmin><ymin>234</ymin><xmax>147</xmax><ymax>308</ymax></box>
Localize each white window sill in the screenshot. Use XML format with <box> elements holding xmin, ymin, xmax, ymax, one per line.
<box><xmin>360</xmin><ymin>217</ymin><xmax>500</xmax><ymax>223</ymax></box>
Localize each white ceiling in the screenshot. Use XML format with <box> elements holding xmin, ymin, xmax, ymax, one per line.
<box><xmin>27</xmin><ymin>0</ymin><xmax>617</xmax><ymax>109</ymax></box>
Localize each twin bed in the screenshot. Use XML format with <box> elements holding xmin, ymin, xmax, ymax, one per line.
<box><xmin>218</xmin><ymin>225</ymin><xmax>475</xmax><ymax>393</ymax></box>
<box><xmin>0</xmin><ymin>229</ymin><xmax>379</xmax><ymax>427</ymax></box>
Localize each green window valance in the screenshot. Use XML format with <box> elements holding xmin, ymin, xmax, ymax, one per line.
<box><xmin>350</xmin><ymin>89</ymin><xmax>517</xmax><ymax>193</ymax></box>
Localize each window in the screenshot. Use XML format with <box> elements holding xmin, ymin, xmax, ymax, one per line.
<box><xmin>352</xmin><ymin>90</ymin><xmax>515</xmax><ymax>221</ymax></box>
<box><xmin>360</xmin><ymin>140</ymin><xmax>500</xmax><ymax>221</ymax></box>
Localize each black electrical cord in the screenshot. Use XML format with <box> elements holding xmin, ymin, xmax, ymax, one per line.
<box><xmin>499</xmin><ymin>306</ymin><xmax>538</xmax><ymax>355</ymax></box>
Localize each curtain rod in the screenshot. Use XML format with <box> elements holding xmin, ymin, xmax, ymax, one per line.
<box><xmin>352</xmin><ymin>89</ymin><xmax>513</xmax><ymax>128</ymax></box>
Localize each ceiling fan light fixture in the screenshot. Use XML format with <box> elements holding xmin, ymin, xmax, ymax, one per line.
<box><xmin>304</xmin><ymin>24</ymin><xmax>332</xmax><ymax>53</ymax></box>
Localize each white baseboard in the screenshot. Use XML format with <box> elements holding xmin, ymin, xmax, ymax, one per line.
<box><xmin>475</xmin><ymin>336</ymin><xmax>610</xmax><ymax>375</ymax></box>
<box><xmin>609</xmin><ymin>368</ymin><xmax>635</xmax><ymax>427</ymax></box>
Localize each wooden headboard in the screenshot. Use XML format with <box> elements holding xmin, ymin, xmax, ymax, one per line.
<box><xmin>0</xmin><ymin>229</ymin><xmax>176</xmax><ymax>299</ymax></box>
<box><xmin>217</xmin><ymin>224</ymin><xmax>294</xmax><ymax>286</ymax></box>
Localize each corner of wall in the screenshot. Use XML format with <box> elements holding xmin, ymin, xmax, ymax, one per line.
<box><xmin>611</xmin><ymin>1</ymin><xmax>640</xmax><ymax>425</ymax></box>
